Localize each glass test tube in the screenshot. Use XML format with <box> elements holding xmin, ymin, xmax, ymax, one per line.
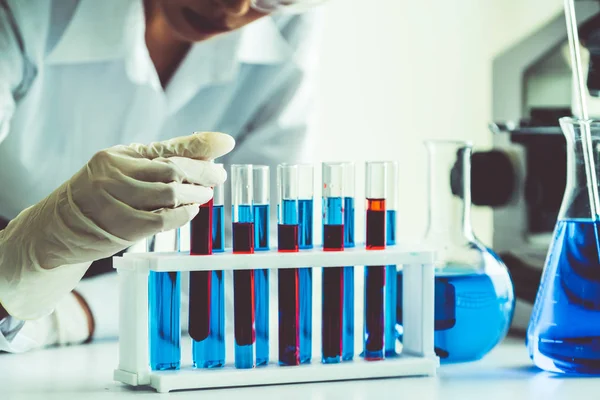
<box><xmin>253</xmin><ymin>165</ymin><xmax>270</xmax><ymax>366</ymax></box>
<box><xmin>298</xmin><ymin>164</ymin><xmax>314</xmax><ymax>363</ymax></box>
<box><xmin>342</xmin><ymin>162</ymin><xmax>355</xmax><ymax>361</ymax></box>
<box><xmin>213</xmin><ymin>183</ymin><xmax>225</xmax><ymax>253</ymax></box>
<box><xmin>232</xmin><ymin>165</ymin><xmax>256</xmax><ymax>369</ymax></box>
<box><xmin>364</xmin><ymin>161</ymin><xmax>387</xmax><ymax>360</ymax></box>
<box><xmin>148</xmin><ymin>232</ymin><xmax>181</xmax><ymax>370</ymax></box>
<box><xmin>322</xmin><ymin>163</ymin><xmax>345</xmax><ymax>363</ymax></box>
<box><xmin>277</xmin><ymin>164</ymin><xmax>301</xmax><ymax>365</ymax></box>
<box><xmin>384</xmin><ymin>161</ymin><xmax>398</xmax><ymax>357</ymax></box>
<box><xmin>189</xmin><ymin>179</ymin><xmax>225</xmax><ymax>368</ymax></box>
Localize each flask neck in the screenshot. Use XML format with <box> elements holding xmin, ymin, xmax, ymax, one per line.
<box><xmin>560</xmin><ymin>118</ymin><xmax>600</xmax><ymax>220</ymax></box>
<box><xmin>424</xmin><ymin>141</ymin><xmax>474</xmax><ymax>244</ymax></box>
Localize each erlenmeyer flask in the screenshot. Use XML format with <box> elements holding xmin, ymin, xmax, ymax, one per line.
<box><xmin>527</xmin><ymin>118</ymin><xmax>600</xmax><ymax>374</ymax></box>
<box><xmin>397</xmin><ymin>140</ymin><xmax>515</xmax><ymax>363</ymax></box>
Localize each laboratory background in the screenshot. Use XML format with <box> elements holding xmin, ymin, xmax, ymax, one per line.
<box><xmin>313</xmin><ymin>0</ymin><xmax>563</xmax><ymax>243</ymax></box>
<box><xmin>3</xmin><ymin>0</ymin><xmax>600</xmax><ymax>398</ymax></box>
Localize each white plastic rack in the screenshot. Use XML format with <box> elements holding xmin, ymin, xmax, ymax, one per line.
<box><xmin>113</xmin><ymin>245</ymin><xmax>438</xmax><ymax>393</ymax></box>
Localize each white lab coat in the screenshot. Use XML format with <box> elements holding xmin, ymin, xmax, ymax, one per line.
<box><xmin>0</xmin><ymin>0</ymin><xmax>322</xmax><ymax>352</ymax></box>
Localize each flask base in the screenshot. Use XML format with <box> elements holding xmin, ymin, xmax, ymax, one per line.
<box><xmin>529</xmin><ymin>335</ymin><xmax>600</xmax><ymax>374</ymax></box>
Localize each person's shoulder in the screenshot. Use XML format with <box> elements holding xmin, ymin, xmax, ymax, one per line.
<box><xmin>2</xmin><ymin>0</ymin><xmax>74</xmax><ymax>59</ymax></box>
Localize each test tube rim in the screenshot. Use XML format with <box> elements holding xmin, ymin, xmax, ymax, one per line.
<box><xmin>322</xmin><ymin>162</ymin><xmax>344</xmax><ymax>198</ymax></box>
<box><xmin>252</xmin><ymin>164</ymin><xmax>270</xmax><ymax>205</ymax></box>
<box><xmin>384</xmin><ymin>160</ymin><xmax>399</xmax><ymax>211</ymax></box>
<box><xmin>296</xmin><ymin>163</ymin><xmax>314</xmax><ymax>200</ymax></box>
<box><xmin>365</xmin><ymin>161</ymin><xmax>387</xmax><ymax>200</ymax></box>
<box><xmin>231</xmin><ymin>164</ymin><xmax>253</xmax><ymax>211</ymax></box>
<box><xmin>278</xmin><ymin>164</ymin><xmax>299</xmax><ymax>201</ymax></box>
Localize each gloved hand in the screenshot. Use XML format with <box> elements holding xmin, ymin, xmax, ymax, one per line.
<box><xmin>0</xmin><ymin>131</ymin><xmax>235</xmax><ymax>321</ymax></box>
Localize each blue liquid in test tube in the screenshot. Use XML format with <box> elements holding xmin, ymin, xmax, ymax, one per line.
<box><xmin>253</xmin><ymin>165</ymin><xmax>270</xmax><ymax>366</ymax></box>
<box><xmin>299</xmin><ymin>199</ymin><xmax>313</xmax><ymax>249</ymax></box>
<box><xmin>385</xmin><ymin>161</ymin><xmax>398</xmax><ymax>357</ymax></box>
<box><xmin>148</xmin><ymin>230</ymin><xmax>181</xmax><ymax>370</ymax></box>
<box><xmin>342</xmin><ymin>162</ymin><xmax>356</xmax><ymax>361</ymax></box>
<box><xmin>298</xmin><ymin>164</ymin><xmax>314</xmax><ymax>363</ymax></box>
<box><xmin>232</xmin><ymin>165</ymin><xmax>256</xmax><ymax>369</ymax></box>
<box><xmin>385</xmin><ymin>209</ymin><xmax>397</xmax><ymax>357</ymax></box>
<box><xmin>149</xmin><ymin>271</ymin><xmax>181</xmax><ymax>370</ymax></box>
<box><xmin>213</xmin><ymin>206</ymin><xmax>225</xmax><ymax>254</ymax></box>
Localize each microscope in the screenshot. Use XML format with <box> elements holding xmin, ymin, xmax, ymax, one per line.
<box><xmin>471</xmin><ymin>0</ymin><xmax>600</xmax><ymax>332</ymax></box>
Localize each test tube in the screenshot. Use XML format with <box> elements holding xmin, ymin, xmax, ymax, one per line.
<box><xmin>298</xmin><ymin>165</ymin><xmax>314</xmax><ymax>250</ymax></box>
<box><xmin>277</xmin><ymin>164</ymin><xmax>300</xmax><ymax>365</ymax></box>
<box><xmin>364</xmin><ymin>161</ymin><xmax>387</xmax><ymax>361</ymax></box>
<box><xmin>189</xmin><ymin>179</ymin><xmax>225</xmax><ymax>368</ymax></box>
<box><xmin>148</xmin><ymin>232</ymin><xmax>181</xmax><ymax>370</ymax></box>
<box><xmin>298</xmin><ymin>164</ymin><xmax>314</xmax><ymax>363</ymax></box>
<box><xmin>384</xmin><ymin>161</ymin><xmax>398</xmax><ymax>357</ymax></box>
<box><xmin>322</xmin><ymin>163</ymin><xmax>345</xmax><ymax>364</ymax></box>
<box><xmin>231</xmin><ymin>165</ymin><xmax>256</xmax><ymax>369</ymax></box>
<box><xmin>213</xmin><ymin>183</ymin><xmax>225</xmax><ymax>253</ymax></box>
<box><xmin>342</xmin><ymin>162</ymin><xmax>355</xmax><ymax>361</ymax></box>
<box><xmin>253</xmin><ymin>165</ymin><xmax>270</xmax><ymax>366</ymax></box>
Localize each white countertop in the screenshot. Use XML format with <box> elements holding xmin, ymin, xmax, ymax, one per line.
<box><xmin>0</xmin><ymin>337</ymin><xmax>598</xmax><ymax>400</ymax></box>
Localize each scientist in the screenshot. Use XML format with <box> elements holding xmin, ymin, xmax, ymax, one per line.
<box><xmin>0</xmin><ymin>0</ymin><xmax>322</xmax><ymax>351</ymax></box>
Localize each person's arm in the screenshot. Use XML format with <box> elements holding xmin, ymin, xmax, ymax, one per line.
<box><xmin>0</xmin><ymin>0</ymin><xmax>40</xmax><ymax>326</ymax></box>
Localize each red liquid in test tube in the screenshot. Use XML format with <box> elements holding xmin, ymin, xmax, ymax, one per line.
<box><xmin>189</xmin><ymin>200</ymin><xmax>213</xmax><ymax>343</ymax></box>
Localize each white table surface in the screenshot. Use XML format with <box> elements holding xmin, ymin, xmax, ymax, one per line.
<box><xmin>0</xmin><ymin>337</ymin><xmax>598</xmax><ymax>400</ymax></box>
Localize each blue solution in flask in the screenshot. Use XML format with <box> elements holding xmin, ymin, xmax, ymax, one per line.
<box><xmin>396</xmin><ymin>254</ymin><xmax>513</xmax><ymax>363</ymax></box>
<box><xmin>400</xmin><ymin>140</ymin><xmax>515</xmax><ymax>363</ymax></box>
<box><xmin>526</xmin><ymin>117</ymin><xmax>600</xmax><ymax>374</ymax></box>
<box><xmin>527</xmin><ymin>219</ymin><xmax>600</xmax><ymax>373</ymax></box>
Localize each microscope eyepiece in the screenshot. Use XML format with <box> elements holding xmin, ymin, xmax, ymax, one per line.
<box><xmin>580</xmin><ymin>14</ymin><xmax>600</xmax><ymax>97</ymax></box>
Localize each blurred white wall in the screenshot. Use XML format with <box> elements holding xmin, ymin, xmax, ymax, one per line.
<box><xmin>309</xmin><ymin>0</ymin><xmax>564</xmax><ymax>246</ymax></box>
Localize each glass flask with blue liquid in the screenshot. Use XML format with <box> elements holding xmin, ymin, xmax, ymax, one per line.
<box><xmin>527</xmin><ymin>118</ymin><xmax>600</xmax><ymax>374</ymax></box>
<box><xmin>396</xmin><ymin>140</ymin><xmax>515</xmax><ymax>363</ymax></box>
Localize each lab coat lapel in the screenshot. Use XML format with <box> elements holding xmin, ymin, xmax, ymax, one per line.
<box><xmin>164</xmin><ymin>17</ymin><xmax>293</xmax><ymax>116</ymax></box>
<box><xmin>43</xmin><ymin>1</ymin><xmax>295</xmax><ymax>117</ymax></box>
<box><xmin>44</xmin><ymin>0</ymin><xmax>163</xmax><ymax>92</ymax></box>
<box><xmin>236</xmin><ymin>16</ymin><xmax>293</xmax><ymax>65</ymax></box>
<box><xmin>164</xmin><ymin>31</ymin><xmax>242</xmax><ymax>116</ymax></box>
<box><xmin>45</xmin><ymin>0</ymin><xmax>139</xmax><ymax>64</ymax></box>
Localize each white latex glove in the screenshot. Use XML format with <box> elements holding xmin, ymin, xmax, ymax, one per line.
<box><xmin>0</xmin><ymin>131</ymin><xmax>235</xmax><ymax>320</ymax></box>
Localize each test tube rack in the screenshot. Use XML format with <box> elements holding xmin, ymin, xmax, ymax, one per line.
<box><xmin>113</xmin><ymin>246</ymin><xmax>438</xmax><ymax>393</ymax></box>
